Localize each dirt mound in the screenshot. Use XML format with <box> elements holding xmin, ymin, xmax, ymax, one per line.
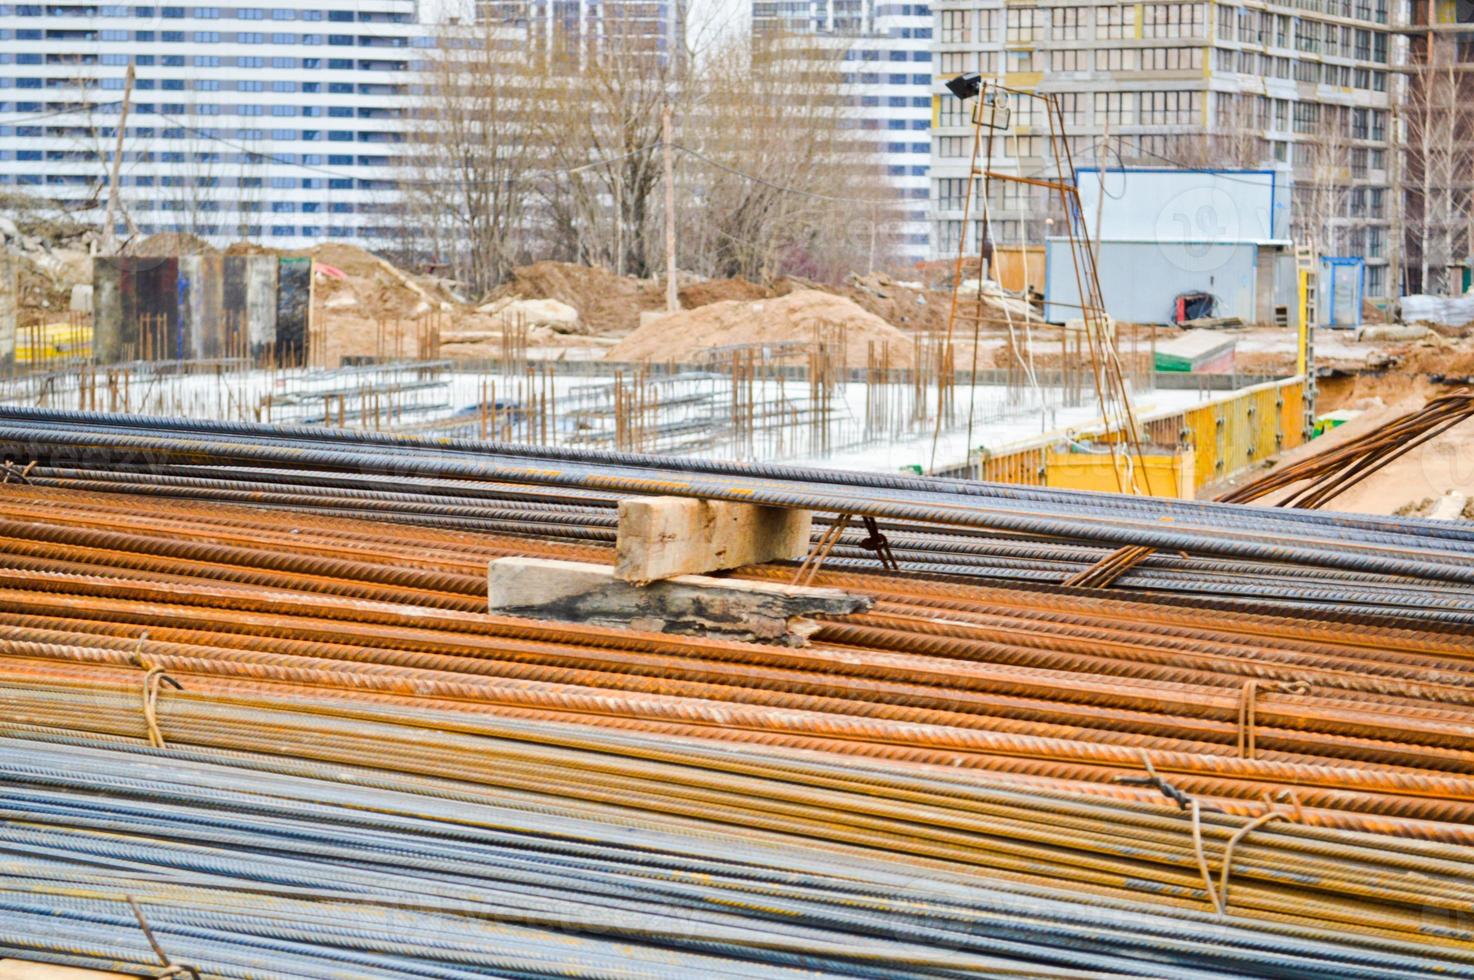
<box><xmin>837</xmin><ymin>272</ymin><xmax>953</xmax><ymax>333</ymax></box>
<box><xmin>124</xmin><ymin>231</ymin><xmax>218</xmax><ymax>257</ymax></box>
<box><xmin>773</xmin><ymin>271</ymin><xmax>1026</xmax><ymax>335</ymax></box>
<box><xmin>12</xmin><ymin>252</ymin><xmax>74</xmax><ymax>327</ymax></box>
<box><xmin>222</xmin><ymin>241</ymin><xmax>276</xmax><ymax>256</ymax></box>
<box><xmin>604</xmin><ymin>289</ymin><xmax>914</xmax><ymax>368</ymax></box>
<box><xmin>678</xmin><ymin>278</ymin><xmax>773</xmax><ymax>308</ymax></box>
<box><xmin>1314</xmin><ymin>338</ymin><xmax>1474</xmax><ymax>412</ymax></box>
<box><xmin>489</xmin><ymin>262</ymin><xmax>663</xmax><ymax>335</ymax></box>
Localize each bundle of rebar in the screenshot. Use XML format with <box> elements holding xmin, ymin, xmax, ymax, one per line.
<box><xmin>5</xmin><ymin>407</ymin><xmax>1474</xmax><ymax>626</ymax></box>
<box><xmin>7</xmin><ymin>733</ymin><xmax>1474</xmax><ymax>978</ymax></box>
<box><xmin>4</xmin><ymin>409</ymin><xmax>1474</xmax><ymax>975</ymax></box>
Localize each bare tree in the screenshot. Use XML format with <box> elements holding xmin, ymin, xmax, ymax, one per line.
<box><xmin>398</xmin><ymin>17</ymin><xmax>542</xmax><ymax>295</ymax></box>
<box><xmin>678</xmin><ymin>33</ymin><xmax>900</xmax><ymax>282</ymax></box>
<box><xmin>1404</xmin><ymin>35</ymin><xmax>1472</xmax><ymax>294</ymax></box>
<box><xmin>401</xmin><ymin>14</ymin><xmax>898</xmax><ymax>289</ymax></box>
<box><xmin>1293</xmin><ymin>104</ymin><xmax>1352</xmax><ymax>258</ymax></box>
<box><xmin>1169</xmin><ymin>92</ymin><xmax>1269</xmax><ymax>169</ymax></box>
<box><xmin>526</xmin><ymin>17</ymin><xmax>676</xmax><ymax>278</ymax></box>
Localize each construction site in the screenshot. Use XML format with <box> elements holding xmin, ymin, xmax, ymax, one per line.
<box><xmin>4</xmin><ymin>86</ymin><xmax>1474</xmax><ymax>979</ymax></box>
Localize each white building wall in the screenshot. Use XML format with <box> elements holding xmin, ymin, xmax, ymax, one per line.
<box><xmin>0</xmin><ymin>0</ymin><xmax>434</xmax><ymax>248</ymax></box>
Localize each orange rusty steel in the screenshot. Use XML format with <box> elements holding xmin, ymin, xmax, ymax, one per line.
<box><xmin>2</xmin><ymin>484</ymin><xmax>1474</xmax><ymax>851</ymax></box>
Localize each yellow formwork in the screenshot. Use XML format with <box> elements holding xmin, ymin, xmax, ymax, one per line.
<box><xmin>1044</xmin><ymin>448</ymin><xmax>1195</xmax><ymax>499</ymax></box>
<box><xmin>960</xmin><ymin>377</ymin><xmax>1308</xmax><ymax>497</ymax></box>
<box><xmin>14</xmin><ymin>321</ymin><xmax>92</xmax><ymax>365</ymax></box>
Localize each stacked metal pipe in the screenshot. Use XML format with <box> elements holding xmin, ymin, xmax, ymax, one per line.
<box><xmin>3</xmin><ymin>409</ymin><xmax>1474</xmax><ymax>975</ymax></box>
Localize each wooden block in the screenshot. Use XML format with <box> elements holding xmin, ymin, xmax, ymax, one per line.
<box><xmin>490</xmin><ymin>558</ymin><xmax>868</xmax><ymax>645</ymax></box>
<box><xmin>615</xmin><ymin>497</ymin><xmax>812</xmax><ymax>583</ymax></box>
<box><xmin>0</xmin><ymin>961</ymin><xmax>138</xmax><ymax>979</ymax></box>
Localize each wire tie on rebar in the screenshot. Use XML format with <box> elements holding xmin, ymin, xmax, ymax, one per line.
<box><xmin>1216</xmin><ymin>811</ymin><xmax>1294</xmax><ymax>917</ymax></box>
<box><xmin>1236</xmin><ymin>678</ymin><xmax>1311</xmax><ymax>759</ymax></box>
<box><xmin>127</xmin><ymin>896</ymin><xmax>201</xmax><ymax>979</ymax></box>
<box><xmin>130</xmin><ymin>635</ymin><xmax>182</xmax><ymax>750</ymax></box>
<box><xmin>0</xmin><ymin>459</ymin><xmax>35</xmax><ymax>485</ymax></box>
<box><xmin>1113</xmin><ymin>752</ymin><xmax>1219</xmax><ymax>813</ymax></box>
<box><xmin>1261</xmin><ymin>787</ymin><xmax>1305</xmax><ymax>824</ymax></box>
<box><xmin>1188</xmin><ymin>798</ymin><xmax>1225</xmax><ymax>915</ymax></box>
<box><xmin>857</xmin><ymin>516</ymin><xmax>900</xmax><ymax>573</ymax></box>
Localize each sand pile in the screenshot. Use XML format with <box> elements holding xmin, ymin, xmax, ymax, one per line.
<box><xmin>605</xmin><ymin>289</ymin><xmax>914</xmax><ymax>368</ymax></box>
<box><xmin>304</xmin><ymin>242</ymin><xmax>449</xmax><ymax>321</ymax></box>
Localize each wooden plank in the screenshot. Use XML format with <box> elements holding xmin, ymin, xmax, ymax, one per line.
<box><xmin>615</xmin><ymin>497</ymin><xmax>812</xmax><ymax>583</ymax></box>
<box><xmin>490</xmin><ymin>557</ymin><xmax>867</xmax><ymax>645</ymax></box>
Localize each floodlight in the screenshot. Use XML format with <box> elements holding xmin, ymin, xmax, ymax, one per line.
<box><xmin>945</xmin><ymin>72</ymin><xmax>981</xmax><ymax>101</ymax></box>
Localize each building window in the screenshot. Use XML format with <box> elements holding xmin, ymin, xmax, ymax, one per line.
<box><xmin>938</xmin><ymin>97</ymin><xmax>968</xmax><ymax>127</ymax></box>
<box><xmin>976</xmin><ymin>8</ymin><xmax>998</xmax><ymax>41</ymax></box>
<box><xmin>1053</xmin><ymin>48</ymin><xmax>1088</xmax><ymax>70</ymax></box>
<box><xmin>1141</xmin><ymin>2</ymin><xmax>1204</xmax><ymax>38</ymax></box>
<box><xmin>1096</xmin><ymin>4</ymin><xmax>1136</xmax><ymax>39</ymax></box>
<box><xmin>1366</xmin><ymin>264</ymin><xmax>1385</xmax><ymax>295</ymax></box>
<box><xmin>1094</xmin><ymin>90</ymin><xmax>1135</xmax><ymax>125</ymax></box>
<box><xmin>1139</xmin><ymin>90</ymin><xmax>1198</xmax><ymax>125</ymax></box>
<box><xmin>1292</xmin><ymin>101</ymin><xmax>1318</xmax><ymax>133</ymax></box>
<box><xmin>1058</xmin><ymin>91</ymin><xmax>1086</xmax><ymax>125</ymax></box>
<box><xmin>939</xmin><ymin>9</ymin><xmax>969</xmax><ymax>42</ymax></box>
<box><xmin>1006</xmin><ymin>7</ymin><xmax>1042</xmax><ymax>41</ymax></box>
<box><xmin>937</xmin><ymin>135</ymin><xmax>969</xmax><ymax>157</ymax></box>
<box><xmin>1096</xmin><ymin>47</ymin><xmax>1139</xmax><ymax>70</ymax></box>
<box><xmin>1051</xmin><ymin>6</ymin><xmax>1084</xmax><ymax>38</ymax></box>
<box><xmin>1142</xmin><ymin>45</ymin><xmax>1201</xmax><ymax>70</ymax></box>
<box><xmin>934</xmin><ymin>177</ymin><xmax>974</xmax><ymax>210</ymax></box>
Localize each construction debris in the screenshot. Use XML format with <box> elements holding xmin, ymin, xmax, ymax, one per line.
<box><xmin>1154</xmin><ymin>329</ymin><xmax>1237</xmax><ymax>373</ymax></box>
<box><xmin>486</xmin><ymin>260</ymin><xmax>666</xmax><ymax>334</ymax></box>
<box><xmin>475</xmin><ymin>296</ymin><xmax>584</xmax><ymax>334</ymax></box>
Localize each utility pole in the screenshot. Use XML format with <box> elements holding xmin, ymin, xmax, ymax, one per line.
<box><xmin>663</xmin><ymin>103</ymin><xmax>678</xmax><ymax>313</ymax></box>
<box><xmin>101</xmin><ymin>61</ymin><xmax>134</xmax><ymax>255</ymax></box>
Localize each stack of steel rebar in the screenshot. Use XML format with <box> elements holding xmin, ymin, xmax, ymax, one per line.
<box><xmin>2</xmin><ymin>408</ymin><xmax>1474</xmax><ymax>977</ymax></box>
<box><xmin>4</xmin><ymin>406</ymin><xmax>1474</xmax><ymax>624</ymax></box>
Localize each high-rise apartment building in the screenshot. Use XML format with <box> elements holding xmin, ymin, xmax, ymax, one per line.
<box><xmin>754</xmin><ymin>0</ymin><xmax>933</xmax><ymax>263</ymax></box>
<box><xmin>0</xmin><ymin>0</ymin><xmax>685</xmax><ymax>249</ymax></box>
<box><xmin>0</xmin><ymin>0</ymin><xmax>430</xmax><ymax>246</ymax></box>
<box><xmin>477</xmin><ymin>0</ymin><xmax>684</xmax><ymax>57</ymax></box>
<box><xmin>929</xmin><ymin>0</ymin><xmax>1399</xmax><ymax>297</ymax></box>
